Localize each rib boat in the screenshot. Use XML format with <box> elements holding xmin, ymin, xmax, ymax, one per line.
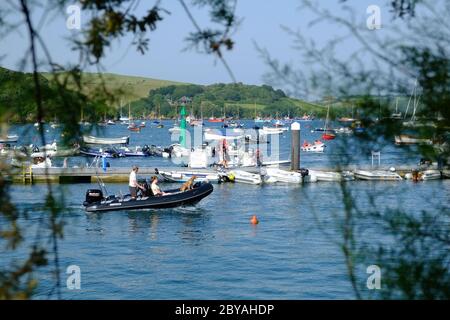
<box><xmin>354</xmin><ymin>170</ymin><xmax>403</xmax><ymax>181</ymax></box>
<box><xmin>83</xmin><ymin>181</ymin><xmax>214</xmax><ymax>212</ymax></box>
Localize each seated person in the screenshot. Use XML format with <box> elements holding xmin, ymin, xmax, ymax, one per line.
<box><xmin>150</xmin><ymin>176</ymin><xmax>167</xmax><ymax>196</ymax></box>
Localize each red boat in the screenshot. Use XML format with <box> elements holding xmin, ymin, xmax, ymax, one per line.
<box><xmin>322</xmin><ymin>132</ymin><xmax>336</xmax><ymax>140</ymax></box>
<box><xmin>208</xmin><ymin>117</ymin><xmax>224</xmax><ymax>123</ymax></box>
<box><xmin>128</xmin><ymin>123</ymin><xmax>141</xmax><ymax>132</ymax></box>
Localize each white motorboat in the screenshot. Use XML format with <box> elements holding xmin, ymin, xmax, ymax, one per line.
<box><xmin>262</xmin><ymin>167</ymin><xmax>302</xmax><ymax>184</ymax></box>
<box><xmin>83</xmin><ymin>135</ymin><xmax>129</xmax><ymax>145</ymax></box>
<box><xmin>168</xmin><ymin>126</ymin><xmax>181</xmax><ymax>133</ymax></box>
<box><xmin>0</xmin><ymin>134</ymin><xmax>19</xmax><ymax>143</ymax></box>
<box><xmin>301</xmin><ymin>141</ymin><xmax>325</xmax><ymax>153</ymax></box>
<box><xmin>421</xmin><ymin>169</ymin><xmax>442</xmax><ymax>180</ymax></box>
<box><xmin>170</xmin><ymin>144</ymin><xmax>191</xmax><ymax>158</ymax></box>
<box><xmin>228</xmin><ymin>170</ymin><xmax>262</xmax><ymax>185</ymax></box>
<box><xmin>308</xmin><ymin>170</ymin><xmax>354</xmax><ymax>182</ymax></box>
<box><xmin>395</xmin><ymin>135</ymin><xmax>433</xmax><ymax>145</ymax></box>
<box><xmin>354</xmin><ymin>169</ymin><xmax>403</xmax><ymax>181</ymax></box>
<box><xmin>31</xmin><ymin>156</ymin><xmax>52</xmax><ymax>168</ymax></box>
<box><xmin>335</xmin><ymin>127</ymin><xmax>353</xmax><ymax>134</ymax></box>
<box><xmin>158</xmin><ymin>170</ymin><xmax>223</xmax><ymax>184</ymax></box>
<box><xmin>261</xmin><ymin>126</ymin><xmax>286</xmax><ymax>135</ymax></box>
<box><xmin>204</xmin><ymin>131</ymin><xmax>243</xmax><ymax>141</ymax></box>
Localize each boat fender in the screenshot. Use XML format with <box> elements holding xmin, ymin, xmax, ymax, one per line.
<box><xmin>227</xmin><ymin>173</ymin><xmax>236</xmax><ymax>182</ymax></box>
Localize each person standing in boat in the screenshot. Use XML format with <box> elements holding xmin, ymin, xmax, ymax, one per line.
<box><xmin>129</xmin><ymin>165</ymin><xmax>145</xmax><ymax>199</ymax></box>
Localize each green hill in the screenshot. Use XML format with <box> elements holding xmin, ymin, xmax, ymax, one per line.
<box><xmin>133</xmin><ymin>82</ymin><xmax>329</xmax><ymax>119</ymax></box>
<box><xmin>1</xmin><ymin>66</ymin><xmax>337</xmax><ymax>122</ymax></box>
<box><xmin>42</xmin><ymin>72</ymin><xmax>185</xmax><ymax>105</ymax></box>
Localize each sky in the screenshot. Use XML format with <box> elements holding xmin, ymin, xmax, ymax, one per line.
<box><xmin>0</xmin><ymin>0</ymin><xmax>394</xmax><ymax>86</ymax></box>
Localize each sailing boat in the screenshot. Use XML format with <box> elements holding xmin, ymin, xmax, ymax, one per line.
<box><xmin>391</xmin><ymin>97</ymin><xmax>402</xmax><ymax>119</ymax></box>
<box><xmin>208</xmin><ymin>105</ymin><xmax>224</xmax><ymax>123</ymax></box>
<box><xmin>127</xmin><ymin>104</ymin><xmax>141</xmax><ymax>132</ymax></box>
<box><xmin>254</xmin><ymin>102</ymin><xmax>263</xmax><ymax>123</ymax></box>
<box><xmin>152</xmin><ymin>104</ymin><xmax>161</xmax><ymax>125</ymax></box>
<box><xmin>322</xmin><ymin>104</ymin><xmax>336</xmax><ymax>140</ymax></box>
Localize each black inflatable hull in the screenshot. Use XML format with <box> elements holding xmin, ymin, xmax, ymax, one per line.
<box><xmin>84</xmin><ymin>182</ymin><xmax>214</xmax><ymax>212</ymax></box>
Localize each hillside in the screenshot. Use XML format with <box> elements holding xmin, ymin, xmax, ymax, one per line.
<box><xmin>132</xmin><ymin>83</ymin><xmax>329</xmax><ymax>119</ymax></box>
<box><xmin>42</xmin><ymin>72</ymin><xmax>185</xmax><ymax>105</ymax></box>
<box><xmin>1</xmin><ymin>66</ymin><xmax>338</xmax><ymax>122</ymax></box>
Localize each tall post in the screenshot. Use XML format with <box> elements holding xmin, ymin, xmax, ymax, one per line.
<box><xmin>291</xmin><ymin>122</ymin><xmax>300</xmax><ymax>171</ymax></box>
<box><xmin>180</xmin><ymin>102</ymin><xmax>187</xmax><ymax>148</ymax></box>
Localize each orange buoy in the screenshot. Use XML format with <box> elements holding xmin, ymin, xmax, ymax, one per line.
<box><xmin>250</xmin><ymin>215</ymin><xmax>259</xmax><ymax>225</ymax></box>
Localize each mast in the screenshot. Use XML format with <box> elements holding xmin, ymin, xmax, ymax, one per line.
<box><xmin>325</xmin><ymin>104</ymin><xmax>330</xmax><ymax>130</ymax></box>
<box><xmin>404</xmin><ymin>79</ymin><xmax>417</xmax><ymax>119</ymax></box>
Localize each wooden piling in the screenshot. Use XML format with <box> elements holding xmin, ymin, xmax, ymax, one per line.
<box><xmin>291</xmin><ymin>122</ymin><xmax>300</xmax><ymax>171</ymax></box>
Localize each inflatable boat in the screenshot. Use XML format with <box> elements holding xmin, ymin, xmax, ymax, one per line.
<box><xmin>83</xmin><ymin>181</ymin><xmax>214</xmax><ymax>212</ymax></box>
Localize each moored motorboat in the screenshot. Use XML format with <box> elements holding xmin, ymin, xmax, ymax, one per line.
<box><xmin>79</xmin><ymin>147</ymin><xmax>126</xmax><ymax>158</ymax></box>
<box><xmin>83</xmin><ymin>181</ymin><xmax>214</xmax><ymax>212</ymax></box>
<box><xmin>83</xmin><ymin>135</ymin><xmax>129</xmax><ymax>145</ymax></box>
<box><xmin>301</xmin><ymin>140</ymin><xmax>325</xmax><ymax>152</ymax></box>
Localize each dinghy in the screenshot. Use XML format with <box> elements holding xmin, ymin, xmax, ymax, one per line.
<box><xmin>394</xmin><ymin>135</ymin><xmax>433</xmax><ymax>145</ymax></box>
<box><xmin>83</xmin><ymin>135</ymin><xmax>129</xmax><ymax>145</ymax></box>
<box><xmin>261</xmin><ymin>126</ymin><xmax>286</xmax><ymax>135</ymax></box>
<box><xmin>405</xmin><ymin>169</ymin><xmax>441</xmax><ymax>181</ymax></box>
<box><xmin>83</xmin><ymin>181</ymin><xmax>214</xmax><ymax>212</ymax></box>
<box><xmin>354</xmin><ymin>170</ymin><xmax>403</xmax><ymax>181</ymax></box>
<box><xmin>228</xmin><ymin>170</ymin><xmax>262</xmax><ymax>185</ymax></box>
<box><xmin>158</xmin><ymin>170</ymin><xmax>224</xmax><ymax>184</ymax></box>
<box><xmin>0</xmin><ymin>134</ymin><xmax>19</xmax><ymax>143</ymax></box>
<box><xmin>308</xmin><ymin>170</ymin><xmax>354</xmax><ymax>182</ymax></box>
<box><xmin>262</xmin><ymin>167</ymin><xmax>302</xmax><ymax>184</ymax></box>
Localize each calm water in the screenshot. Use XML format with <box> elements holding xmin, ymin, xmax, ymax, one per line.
<box><xmin>2</xmin><ymin>120</ymin><xmax>448</xmax><ymax>299</ymax></box>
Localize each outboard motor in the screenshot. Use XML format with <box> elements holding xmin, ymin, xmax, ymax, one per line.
<box><xmin>84</xmin><ymin>189</ymin><xmax>103</xmax><ymax>206</ymax></box>
<box><xmin>299</xmin><ymin>168</ymin><xmax>309</xmax><ymax>177</ymax></box>
<box><xmin>138</xmin><ymin>179</ymin><xmax>152</xmax><ymax>196</ymax></box>
<box><xmin>142</xmin><ymin>144</ymin><xmax>150</xmax><ymax>155</ymax></box>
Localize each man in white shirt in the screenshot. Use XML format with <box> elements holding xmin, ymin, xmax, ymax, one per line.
<box><xmin>129</xmin><ymin>165</ymin><xmax>145</xmax><ymax>199</ymax></box>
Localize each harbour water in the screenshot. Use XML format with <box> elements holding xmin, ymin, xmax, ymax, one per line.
<box><xmin>1</xmin><ymin>120</ymin><xmax>448</xmax><ymax>299</ymax></box>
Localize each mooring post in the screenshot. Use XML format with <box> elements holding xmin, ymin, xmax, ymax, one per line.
<box><xmin>291</xmin><ymin>122</ymin><xmax>300</xmax><ymax>171</ymax></box>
